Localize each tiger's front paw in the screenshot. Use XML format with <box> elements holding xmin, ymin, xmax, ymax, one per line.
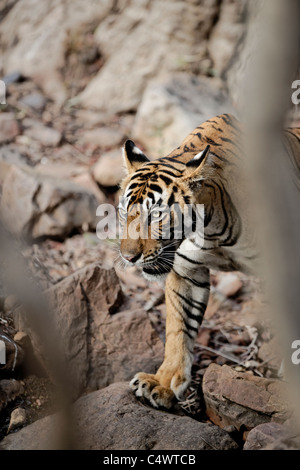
<box><xmin>129</xmin><ymin>371</ymin><xmax>189</xmax><ymax>409</ymax></box>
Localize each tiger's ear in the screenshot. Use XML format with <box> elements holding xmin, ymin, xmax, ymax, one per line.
<box><xmin>122</xmin><ymin>140</ymin><xmax>150</xmax><ymax>175</ymax></box>
<box><xmin>184</xmin><ymin>145</ymin><xmax>211</xmax><ymax>181</ymax></box>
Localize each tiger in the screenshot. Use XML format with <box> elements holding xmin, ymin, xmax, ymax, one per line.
<box><xmin>118</xmin><ymin>113</ymin><xmax>300</xmax><ymax>409</ymax></box>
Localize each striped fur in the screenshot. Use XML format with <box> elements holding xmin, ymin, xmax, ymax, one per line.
<box><xmin>119</xmin><ymin>114</ymin><xmax>300</xmax><ymax>409</ymax></box>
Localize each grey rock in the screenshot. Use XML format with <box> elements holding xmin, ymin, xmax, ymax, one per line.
<box><xmin>132</xmin><ymin>74</ymin><xmax>233</xmax><ymax>157</ymax></box>
<box><xmin>0</xmin><ymin>165</ymin><xmax>99</xmax><ymax>239</ymax></box>
<box><xmin>20</xmin><ymin>93</ymin><xmax>46</xmax><ymax>111</ymax></box>
<box><xmin>23</xmin><ymin>121</ymin><xmax>61</xmax><ymax>146</ymax></box>
<box><xmin>244</xmin><ymin>422</ymin><xmax>299</xmax><ymax>450</ymax></box>
<box><xmin>0</xmin><ymin>382</ymin><xmax>239</xmax><ymax>450</ymax></box>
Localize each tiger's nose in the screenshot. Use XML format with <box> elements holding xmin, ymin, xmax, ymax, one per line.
<box><xmin>122</xmin><ymin>252</ymin><xmax>142</xmax><ymax>263</ymax></box>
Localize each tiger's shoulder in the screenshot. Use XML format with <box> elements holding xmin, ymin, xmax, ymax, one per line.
<box><xmin>160</xmin><ymin>114</ymin><xmax>242</xmax><ymax>169</ymax></box>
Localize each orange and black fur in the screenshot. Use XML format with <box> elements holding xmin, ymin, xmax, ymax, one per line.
<box><xmin>118</xmin><ymin>114</ymin><xmax>300</xmax><ymax>409</ymax></box>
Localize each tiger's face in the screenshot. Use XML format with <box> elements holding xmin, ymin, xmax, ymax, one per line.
<box><xmin>119</xmin><ymin>140</ymin><xmax>210</xmax><ymax>280</ymax></box>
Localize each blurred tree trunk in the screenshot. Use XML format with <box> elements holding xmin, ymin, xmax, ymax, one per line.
<box><xmin>242</xmin><ymin>0</ymin><xmax>300</xmax><ymax>427</ymax></box>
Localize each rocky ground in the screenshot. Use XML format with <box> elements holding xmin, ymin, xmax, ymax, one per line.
<box><xmin>1</xmin><ymin>0</ymin><xmax>300</xmax><ymax>451</ymax></box>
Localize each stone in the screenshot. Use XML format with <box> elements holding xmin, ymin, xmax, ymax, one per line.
<box><xmin>244</xmin><ymin>422</ymin><xmax>298</xmax><ymax>450</ymax></box>
<box><xmin>20</xmin><ymin>93</ymin><xmax>47</xmax><ymax>111</ymax></box>
<box><xmin>203</xmin><ymin>364</ymin><xmax>291</xmax><ymax>431</ymax></box>
<box><xmin>0</xmin><ymin>382</ymin><xmax>239</xmax><ymax>450</ymax></box>
<box><xmin>23</xmin><ymin>121</ymin><xmax>61</xmax><ymax>147</ymax></box>
<box><xmin>2</xmin><ymin>71</ymin><xmax>25</xmax><ymax>85</ymax></box>
<box><xmin>79</xmin><ymin>1</ymin><xmax>220</xmax><ymax>113</ymax></box>
<box><xmin>82</xmin><ymin>127</ymin><xmax>123</xmax><ymax>148</ymax></box>
<box><xmin>257</xmin><ymin>337</ymin><xmax>282</xmax><ymax>372</ymax></box>
<box><xmin>92</xmin><ymin>148</ymin><xmax>126</xmax><ymax>187</ymax></box>
<box><xmin>0</xmin><ymin>165</ymin><xmax>99</xmax><ymax>239</ymax></box>
<box><xmin>208</xmin><ymin>0</ymin><xmax>247</xmax><ymax>77</ymax></box>
<box><xmin>13</xmin><ymin>332</ymin><xmax>32</xmax><ymax>352</ymax></box>
<box><xmin>0</xmin><ymin>0</ymin><xmax>113</xmax><ymax>103</ymax></box>
<box><xmin>7</xmin><ymin>408</ymin><xmax>27</xmax><ymax>433</ymax></box>
<box><xmin>13</xmin><ymin>263</ymin><xmax>164</xmax><ymax>398</ymax></box>
<box><xmin>132</xmin><ymin>74</ymin><xmax>233</xmax><ymax>157</ymax></box>
<box><xmin>0</xmin><ymin>144</ymin><xmax>30</xmax><ymax>184</ymax></box>
<box><xmin>0</xmin><ymin>379</ymin><xmax>24</xmax><ymax>412</ymax></box>
<box><xmin>0</xmin><ymin>112</ymin><xmax>19</xmax><ymax>144</ymax></box>
<box><xmin>33</xmin><ymin>163</ymin><xmax>106</xmax><ymax>203</ymax></box>
<box><xmin>215</xmin><ymin>273</ymin><xmax>243</xmax><ymax>298</ymax></box>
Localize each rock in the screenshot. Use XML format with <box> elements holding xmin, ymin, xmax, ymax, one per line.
<box><xmin>244</xmin><ymin>422</ymin><xmax>298</xmax><ymax>450</ymax></box>
<box><xmin>0</xmin><ymin>0</ymin><xmax>112</xmax><ymax>103</ymax></box>
<box><xmin>0</xmin><ymin>165</ymin><xmax>99</xmax><ymax>239</ymax></box>
<box><xmin>258</xmin><ymin>337</ymin><xmax>282</xmax><ymax>372</ymax></box>
<box><xmin>92</xmin><ymin>148</ymin><xmax>126</xmax><ymax>187</ymax></box>
<box><xmin>0</xmin><ymin>382</ymin><xmax>238</xmax><ymax>450</ymax></box>
<box><xmin>0</xmin><ymin>380</ymin><xmax>24</xmax><ymax>412</ymax></box>
<box><xmin>82</xmin><ymin>127</ymin><xmax>123</xmax><ymax>148</ymax></box>
<box><xmin>13</xmin><ymin>263</ymin><xmax>163</xmax><ymax>398</ymax></box>
<box><xmin>203</xmin><ymin>364</ymin><xmax>291</xmax><ymax>431</ymax></box>
<box><xmin>33</xmin><ymin>163</ymin><xmax>106</xmax><ymax>203</ymax></box>
<box><xmin>0</xmin><ymin>112</ymin><xmax>20</xmax><ymax>144</ymax></box>
<box><xmin>20</xmin><ymin>93</ymin><xmax>47</xmax><ymax>111</ymax></box>
<box><xmin>13</xmin><ymin>332</ymin><xmax>32</xmax><ymax>352</ymax></box>
<box><xmin>79</xmin><ymin>1</ymin><xmax>221</xmax><ymax>113</ymax></box>
<box><xmin>0</xmin><ymin>332</ymin><xmax>24</xmax><ymax>372</ymax></box>
<box><xmin>23</xmin><ymin>121</ymin><xmax>61</xmax><ymax>146</ymax></box>
<box><xmin>132</xmin><ymin>74</ymin><xmax>233</xmax><ymax>157</ymax></box>
<box><xmin>7</xmin><ymin>408</ymin><xmax>27</xmax><ymax>433</ymax></box>
<box><xmin>208</xmin><ymin>0</ymin><xmax>247</xmax><ymax>77</ymax></box>
<box><xmin>2</xmin><ymin>71</ymin><xmax>25</xmax><ymax>85</ymax></box>
<box><xmin>215</xmin><ymin>273</ymin><xmax>243</xmax><ymax>298</ymax></box>
<box><xmin>0</xmin><ymin>144</ymin><xmax>29</xmax><ymax>184</ymax></box>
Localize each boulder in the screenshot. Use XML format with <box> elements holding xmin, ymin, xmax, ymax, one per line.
<box><xmin>132</xmin><ymin>74</ymin><xmax>233</xmax><ymax>157</ymax></box>
<box><xmin>0</xmin><ymin>165</ymin><xmax>99</xmax><ymax>239</ymax></box>
<box><xmin>244</xmin><ymin>422</ymin><xmax>299</xmax><ymax>450</ymax></box>
<box><xmin>13</xmin><ymin>263</ymin><xmax>164</xmax><ymax>397</ymax></box>
<box><xmin>203</xmin><ymin>364</ymin><xmax>291</xmax><ymax>431</ymax></box>
<box><xmin>0</xmin><ymin>112</ymin><xmax>19</xmax><ymax>144</ymax></box>
<box><xmin>0</xmin><ymin>382</ymin><xmax>239</xmax><ymax>450</ymax></box>
<box><xmin>92</xmin><ymin>148</ymin><xmax>125</xmax><ymax>187</ymax></box>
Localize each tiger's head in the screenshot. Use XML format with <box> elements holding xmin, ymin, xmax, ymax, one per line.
<box><xmin>118</xmin><ymin>140</ymin><xmax>211</xmax><ymax>280</ymax></box>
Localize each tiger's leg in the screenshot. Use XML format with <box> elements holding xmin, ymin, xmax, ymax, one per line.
<box><xmin>130</xmin><ymin>267</ymin><xmax>210</xmax><ymax>408</ymax></box>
